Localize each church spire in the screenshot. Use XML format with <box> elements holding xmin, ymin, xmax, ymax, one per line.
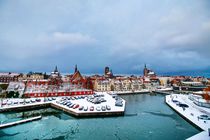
<box><xmin>75</xmin><ymin>64</ymin><xmax>78</xmax><ymax>73</ymax></box>
<box><xmin>54</xmin><ymin>65</ymin><xmax>58</xmax><ymax>73</ymax></box>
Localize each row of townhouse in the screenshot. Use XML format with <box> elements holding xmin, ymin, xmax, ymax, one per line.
<box><xmin>93</xmin><ymin>77</ymin><xmax>145</xmax><ymax>92</ymax></box>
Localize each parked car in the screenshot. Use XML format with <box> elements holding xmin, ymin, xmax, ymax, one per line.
<box><xmin>90</xmin><ymin>106</ymin><xmax>94</xmax><ymax>111</ymax></box>
<box><xmin>73</xmin><ymin>104</ymin><xmax>79</xmax><ymax>109</ymax></box>
<box><xmin>36</xmin><ymin>98</ymin><xmax>41</xmax><ymax>102</ymax></box>
<box><xmin>96</xmin><ymin>106</ymin><xmax>101</xmax><ymax>111</ymax></box>
<box><xmin>31</xmin><ymin>99</ymin><xmax>36</xmax><ymax>103</ymax></box>
<box><xmin>101</xmin><ymin>106</ymin><xmax>106</xmax><ymax>111</ymax></box>
<box><xmin>19</xmin><ymin>100</ymin><xmax>24</xmax><ymax>104</ymax></box>
<box><xmin>67</xmin><ymin>103</ymin><xmax>72</xmax><ymax>107</ymax></box>
<box><xmin>66</xmin><ymin>102</ymin><xmax>72</xmax><ymax>106</ymax></box>
<box><xmin>7</xmin><ymin>101</ymin><xmax>12</xmax><ymax>105</ymax></box>
<box><xmin>2</xmin><ymin>101</ymin><xmax>7</xmax><ymax>105</ymax></box>
<box><xmin>198</xmin><ymin>115</ymin><xmax>210</xmax><ymax>120</ymax></box>
<box><xmin>178</xmin><ymin>103</ymin><xmax>189</xmax><ymax>108</ymax></box>
<box><xmin>106</xmin><ymin>105</ymin><xmax>111</xmax><ymax>110</ymax></box>
<box><xmin>25</xmin><ymin>99</ymin><xmax>30</xmax><ymax>104</ymax></box>
<box><xmin>115</xmin><ymin>101</ymin><xmax>123</xmax><ymax>107</ymax></box>
<box><xmin>79</xmin><ymin>106</ymin><xmax>84</xmax><ymax>111</ymax></box>
<box><xmin>13</xmin><ymin>100</ymin><xmax>18</xmax><ymax>104</ymax></box>
<box><xmin>84</xmin><ymin>106</ymin><xmax>88</xmax><ymax>111</ymax></box>
<box><xmin>70</xmin><ymin>104</ymin><xmax>75</xmax><ymax>108</ymax></box>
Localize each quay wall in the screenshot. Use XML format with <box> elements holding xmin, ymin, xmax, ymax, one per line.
<box><xmin>0</xmin><ymin>102</ymin><xmax>124</xmax><ymax>118</ymax></box>
<box><xmin>0</xmin><ymin>103</ymin><xmax>51</xmax><ymax>113</ymax></box>
<box><xmin>51</xmin><ymin>103</ymin><xmax>124</xmax><ymax>117</ymax></box>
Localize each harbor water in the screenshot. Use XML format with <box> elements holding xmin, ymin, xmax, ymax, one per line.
<box><xmin>0</xmin><ymin>94</ymin><xmax>199</xmax><ymax>140</ymax></box>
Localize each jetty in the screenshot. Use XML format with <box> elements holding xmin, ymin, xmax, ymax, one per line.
<box><xmin>0</xmin><ymin>116</ymin><xmax>42</xmax><ymax>129</ymax></box>
<box><xmin>0</xmin><ymin>92</ymin><xmax>126</xmax><ymax>118</ymax></box>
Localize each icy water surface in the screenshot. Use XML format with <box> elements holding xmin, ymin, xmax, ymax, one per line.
<box><xmin>0</xmin><ymin>94</ymin><xmax>200</xmax><ymax>140</ymax></box>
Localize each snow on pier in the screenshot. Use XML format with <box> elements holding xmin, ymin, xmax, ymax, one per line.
<box><xmin>0</xmin><ymin>116</ymin><xmax>42</xmax><ymax>129</ymax></box>
<box><xmin>165</xmin><ymin>94</ymin><xmax>210</xmax><ymax>140</ymax></box>
<box><xmin>0</xmin><ymin>92</ymin><xmax>125</xmax><ymax>117</ymax></box>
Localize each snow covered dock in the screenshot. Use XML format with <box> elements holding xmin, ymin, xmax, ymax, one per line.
<box><xmin>165</xmin><ymin>94</ymin><xmax>210</xmax><ymax>140</ymax></box>
<box><xmin>52</xmin><ymin>92</ymin><xmax>125</xmax><ymax>117</ymax></box>
<box><xmin>0</xmin><ymin>92</ymin><xmax>125</xmax><ymax>117</ymax></box>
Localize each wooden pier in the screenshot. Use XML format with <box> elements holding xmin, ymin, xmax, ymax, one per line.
<box><xmin>0</xmin><ymin>116</ymin><xmax>42</xmax><ymax>129</ymax></box>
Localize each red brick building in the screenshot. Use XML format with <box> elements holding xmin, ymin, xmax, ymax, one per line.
<box><xmin>0</xmin><ymin>73</ymin><xmax>20</xmax><ymax>83</ymax></box>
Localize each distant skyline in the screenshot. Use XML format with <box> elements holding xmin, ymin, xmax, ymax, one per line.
<box><xmin>0</xmin><ymin>0</ymin><xmax>210</xmax><ymax>76</ymax></box>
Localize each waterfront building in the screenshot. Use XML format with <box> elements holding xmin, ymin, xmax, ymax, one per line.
<box><xmin>92</xmin><ymin>76</ymin><xmax>144</xmax><ymax>92</ymax></box>
<box><xmin>158</xmin><ymin>76</ymin><xmax>173</xmax><ymax>86</ymax></box>
<box><xmin>94</xmin><ymin>78</ymin><xmax>111</xmax><ymax>91</ymax></box>
<box><xmin>112</xmin><ymin>79</ymin><xmax>123</xmax><ymax>91</ymax></box>
<box><xmin>18</xmin><ymin>72</ymin><xmax>45</xmax><ymax>81</ymax></box>
<box><xmin>130</xmin><ymin>78</ymin><xmax>143</xmax><ymax>91</ymax></box>
<box><xmin>121</xmin><ymin>77</ymin><xmax>132</xmax><ymax>91</ymax></box>
<box><xmin>24</xmin><ymin>66</ymin><xmax>93</xmax><ymax>98</ymax></box>
<box><xmin>150</xmin><ymin>77</ymin><xmax>160</xmax><ymax>87</ymax></box>
<box><xmin>66</xmin><ymin>65</ymin><xmax>91</xmax><ymax>89</ymax></box>
<box><xmin>0</xmin><ymin>72</ymin><xmax>20</xmax><ymax>83</ymax></box>
<box><xmin>173</xmin><ymin>80</ymin><xmax>206</xmax><ymax>92</ymax></box>
<box><xmin>143</xmin><ymin>77</ymin><xmax>152</xmax><ymax>89</ymax></box>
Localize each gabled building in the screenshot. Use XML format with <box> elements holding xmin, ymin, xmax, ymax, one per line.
<box><xmin>0</xmin><ymin>72</ymin><xmax>20</xmax><ymax>83</ymax></box>
<box><xmin>24</xmin><ymin>65</ymin><xmax>93</xmax><ymax>98</ymax></box>
<box><xmin>67</xmin><ymin>65</ymin><xmax>87</xmax><ymax>88</ymax></box>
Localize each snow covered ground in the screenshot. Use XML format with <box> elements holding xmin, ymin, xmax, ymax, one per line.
<box><xmin>165</xmin><ymin>94</ymin><xmax>210</xmax><ymax>140</ymax></box>
<box><xmin>0</xmin><ymin>92</ymin><xmax>125</xmax><ymax>116</ymax></box>
<box><xmin>52</xmin><ymin>91</ymin><xmax>125</xmax><ymax>114</ymax></box>
<box><xmin>186</xmin><ymin>131</ymin><xmax>209</xmax><ymax>140</ymax></box>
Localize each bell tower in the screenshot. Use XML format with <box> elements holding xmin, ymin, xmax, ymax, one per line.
<box><xmin>143</xmin><ymin>64</ymin><xmax>148</xmax><ymax>77</ymax></box>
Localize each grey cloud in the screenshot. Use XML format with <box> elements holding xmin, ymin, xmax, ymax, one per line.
<box><xmin>0</xmin><ymin>0</ymin><xmax>210</xmax><ymax>74</ymax></box>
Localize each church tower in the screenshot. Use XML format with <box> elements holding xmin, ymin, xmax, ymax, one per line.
<box><xmin>105</xmin><ymin>66</ymin><xmax>109</xmax><ymax>75</ymax></box>
<box><xmin>143</xmin><ymin>64</ymin><xmax>148</xmax><ymax>77</ymax></box>
<box><xmin>54</xmin><ymin>66</ymin><xmax>58</xmax><ymax>73</ymax></box>
<box><xmin>75</xmin><ymin>64</ymin><xmax>78</xmax><ymax>73</ymax></box>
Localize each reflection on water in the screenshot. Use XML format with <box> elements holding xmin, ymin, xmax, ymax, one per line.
<box><xmin>144</xmin><ymin>111</ymin><xmax>175</xmax><ymax>119</ymax></box>
<box><xmin>0</xmin><ymin>130</ymin><xmax>19</xmax><ymax>137</ymax></box>
<box><xmin>0</xmin><ymin>94</ymin><xmax>200</xmax><ymax>140</ymax></box>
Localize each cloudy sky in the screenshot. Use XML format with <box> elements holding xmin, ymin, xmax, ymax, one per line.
<box><xmin>0</xmin><ymin>0</ymin><xmax>210</xmax><ymax>75</ymax></box>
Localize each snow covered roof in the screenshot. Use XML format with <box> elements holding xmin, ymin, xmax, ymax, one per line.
<box><xmin>0</xmin><ymin>73</ymin><xmax>20</xmax><ymax>77</ymax></box>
